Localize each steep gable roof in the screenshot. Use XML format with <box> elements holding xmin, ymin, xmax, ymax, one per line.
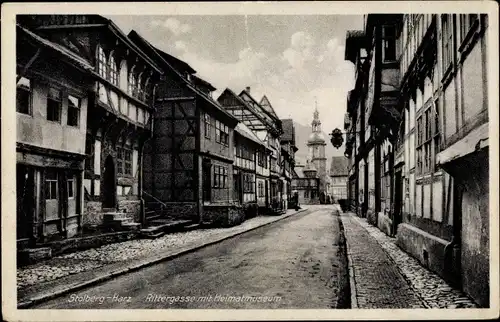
<box><xmin>330</xmin><ymin>156</ymin><xmax>349</xmax><ymax>176</ymax></box>
<box><xmin>259</xmin><ymin>95</ymin><xmax>279</xmax><ymax>119</ymax></box>
<box><xmin>128</xmin><ymin>30</ymin><xmax>237</xmax><ymax>125</ymax></box>
<box><xmin>218</xmin><ymin>88</ymin><xmax>273</xmax><ymax>131</ymax></box>
<box><xmin>239</xmin><ymin>90</ymin><xmax>282</xmax><ymax>135</ymax></box>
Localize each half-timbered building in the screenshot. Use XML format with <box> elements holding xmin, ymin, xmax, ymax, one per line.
<box><xmin>217</xmin><ymin>88</ymin><xmax>276</xmax><ymax>213</ymax></box>
<box><xmin>17</xmin><ymin>15</ymin><xmax>164</xmax><ymax>233</ymax></box>
<box><xmin>280</xmin><ymin>119</ymin><xmax>298</xmax><ymax>210</ymax></box>
<box><xmin>233</xmin><ymin>122</ymin><xmax>269</xmax><ymax>217</ymax></box>
<box><xmin>128</xmin><ymin>30</ymin><xmax>242</xmax><ymax>227</ymax></box>
<box><xmin>16</xmin><ymin>23</ymin><xmax>95</xmax><ymax>246</ymax></box>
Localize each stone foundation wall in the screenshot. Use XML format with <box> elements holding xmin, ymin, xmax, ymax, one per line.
<box><xmin>203</xmin><ymin>204</ymin><xmax>244</xmax><ymax>227</ymax></box>
<box><xmin>83</xmin><ymin>201</ymin><xmax>102</xmax><ymax>227</ymax></box>
<box><xmin>396</xmin><ymin>223</ymin><xmax>450</xmax><ymax>281</ymax></box>
<box><xmin>118</xmin><ymin>200</ymin><xmax>141</xmax><ymax>222</ymax></box>
<box><xmin>157</xmin><ymin>202</ymin><xmax>199</xmax><ymax>221</ymax></box>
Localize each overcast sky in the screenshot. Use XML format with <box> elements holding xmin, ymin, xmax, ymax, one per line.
<box><xmin>109</xmin><ymin>14</ymin><xmax>364</xmax><ymax>133</ymax></box>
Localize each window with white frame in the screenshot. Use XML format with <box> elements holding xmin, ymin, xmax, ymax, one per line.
<box><xmin>383</xmin><ymin>24</ymin><xmax>397</xmax><ymax>62</ymax></box>
<box><xmin>17</xmin><ymin>77</ymin><xmax>32</xmax><ymax>114</ymax></box>
<box><xmin>67</xmin><ymin>95</ymin><xmax>81</xmax><ymax>127</ymax></box>
<box><xmin>258</xmin><ymin>181</ymin><xmax>264</xmax><ymax>197</ymax></box>
<box><xmin>213</xmin><ymin>165</ymin><xmax>228</xmax><ymax>189</ymax></box>
<box><xmin>45</xmin><ymin>170</ymin><xmax>58</xmax><ymax>200</ymax></box>
<box><xmin>204</xmin><ymin>113</ymin><xmax>211</xmax><ymax>138</ymax></box>
<box><xmin>109</xmin><ymin>53</ymin><xmax>118</xmax><ymax>86</ymax></box>
<box><xmin>47</xmin><ymin>88</ymin><xmax>62</xmax><ymax>122</ymax></box>
<box><xmin>441</xmin><ymin>14</ymin><xmax>454</xmax><ymax>73</ymax></box>
<box><xmin>243</xmin><ymin>173</ymin><xmax>255</xmax><ymax>193</ymax></box>
<box><xmin>128</xmin><ymin>68</ymin><xmax>137</xmax><ymax>97</ymax></box>
<box><xmin>97</xmin><ymin>46</ymin><xmax>107</xmax><ymax>79</ymax></box>
<box><xmin>215</xmin><ymin>120</ymin><xmax>229</xmax><ymax>146</ymax></box>
<box><xmin>67</xmin><ymin>176</ymin><xmax>75</xmax><ymax>199</ymax></box>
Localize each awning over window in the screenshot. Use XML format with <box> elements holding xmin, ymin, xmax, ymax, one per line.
<box><xmin>436</xmin><ymin>122</ymin><xmax>489</xmax><ymax>166</ymax></box>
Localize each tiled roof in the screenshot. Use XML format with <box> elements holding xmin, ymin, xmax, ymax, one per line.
<box><xmin>294</xmin><ymin>165</ymin><xmax>304</xmax><ymax>178</ymax></box>
<box><xmin>330</xmin><ymin>156</ymin><xmax>349</xmax><ymax>176</ymax></box>
<box><xmin>128</xmin><ymin>30</ymin><xmax>237</xmax><ymax>124</ymax></box>
<box><xmin>18</xmin><ymin>25</ymin><xmax>93</xmax><ymax>71</ymax></box>
<box><xmin>235</xmin><ymin>122</ymin><xmax>266</xmax><ymax>147</ymax></box>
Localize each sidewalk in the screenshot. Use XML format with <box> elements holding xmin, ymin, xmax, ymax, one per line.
<box><xmin>341</xmin><ymin>211</ymin><xmax>479</xmax><ymax>309</ymax></box>
<box><xmin>17</xmin><ymin>207</ymin><xmax>310</xmax><ymax>308</ymax></box>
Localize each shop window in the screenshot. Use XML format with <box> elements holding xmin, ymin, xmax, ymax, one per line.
<box><xmin>47</xmin><ymin>88</ymin><xmax>62</xmax><ymax>122</ymax></box>
<box><xmin>67</xmin><ymin>95</ymin><xmax>80</xmax><ymax>127</ymax></box>
<box><xmin>16</xmin><ymin>77</ymin><xmax>32</xmax><ymax>114</ymax></box>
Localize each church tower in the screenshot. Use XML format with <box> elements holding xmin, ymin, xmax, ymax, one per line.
<box><xmin>307</xmin><ymin>105</ymin><xmax>327</xmax><ymax>198</ymax></box>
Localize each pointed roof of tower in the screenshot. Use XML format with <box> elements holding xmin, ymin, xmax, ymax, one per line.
<box><xmin>308</xmin><ymin>106</ymin><xmax>326</xmax><ymax>145</ymax></box>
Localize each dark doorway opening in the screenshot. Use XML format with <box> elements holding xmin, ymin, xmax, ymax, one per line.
<box><xmin>393</xmin><ymin>170</ymin><xmax>403</xmax><ymax>235</ymax></box>
<box><xmin>102</xmin><ymin>155</ymin><xmax>116</xmax><ymax>209</ymax></box>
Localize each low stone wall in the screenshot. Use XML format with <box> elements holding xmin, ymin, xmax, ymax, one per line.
<box><xmin>158</xmin><ymin>202</ymin><xmax>198</xmax><ymax>221</ymax></box>
<box><xmin>377</xmin><ymin>212</ymin><xmax>393</xmax><ymax>237</ymax></box>
<box><xmin>203</xmin><ymin>204</ymin><xmax>244</xmax><ymax>227</ymax></box>
<box><xmin>366</xmin><ymin>208</ymin><xmax>378</xmax><ymax>226</ymax></box>
<box><xmin>17</xmin><ymin>231</ymin><xmax>139</xmax><ymax>266</ymax></box>
<box><xmin>396</xmin><ymin>223</ymin><xmax>450</xmax><ymax>281</ymax></box>
<box><xmin>83</xmin><ymin>200</ymin><xmax>141</xmax><ymax>228</ymax></box>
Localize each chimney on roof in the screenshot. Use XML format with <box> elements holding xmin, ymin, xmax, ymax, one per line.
<box><xmin>245</xmin><ymin>86</ymin><xmax>251</xmax><ymax>93</ymax></box>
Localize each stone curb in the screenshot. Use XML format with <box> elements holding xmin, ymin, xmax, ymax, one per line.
<box><xmin>18</xmin><ymin>208</ymin><xmax>309</xmax><ymax>309</ymax></box>
<box><xmin>339</xmin><ymin>214</ymin><xmax>358</xmax><ymax>309</ymax></box>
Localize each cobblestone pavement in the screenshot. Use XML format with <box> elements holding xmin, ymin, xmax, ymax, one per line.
<box><xmin>342</xmin><ymin>211</ymin><xmax>479</xmax><ymax>309</ymax></box>
<box><xmin>33</xmin><ymin>206</ymin><xmax>347</xmax><ymax>309</ymax></box>
<box><xmin>18</xmin><ymin>208</ymin><xmax>309</xmax><ymax>290</ymax></box>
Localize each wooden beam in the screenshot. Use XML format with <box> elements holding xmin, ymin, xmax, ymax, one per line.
<box><xmin>17</xmin><ymin>48</ymin><xmax>42</xmax><ymax>84</ymax></box>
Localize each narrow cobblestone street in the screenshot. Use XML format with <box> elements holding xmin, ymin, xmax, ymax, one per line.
<box><xmin>340</xmin><ymin>210</ymin><xmax>479</xmax><ymax>309</ymax></box>
<box><xmin>29</xmin><ymin>206</ymin><xmax>350</xmax><ymax>309</ymax></box>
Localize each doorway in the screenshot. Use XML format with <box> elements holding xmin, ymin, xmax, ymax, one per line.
<box><xmin>102</xmin><ymin>155</ymin><xmax>116</xmax><ymax>208</ymax></box>
<box><xmin>393</xmin><ymin>170</ymin><xmax>403</xmax><ymax>235</ymax></box>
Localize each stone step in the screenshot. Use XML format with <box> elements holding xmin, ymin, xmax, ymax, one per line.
<box><xmin>103</xmin><ymin>212</ymin><xmax>130</xmax><ymax>222</ymax></box>
<box><xmin>183</xmin><ymin>223</ymin><xmax>201</xmax><ymax>231</ymax></box>
<box><xmin>121</xmin><ymin>222</ymin><xmax>141</xmax><ymax>231</ymax></box>
<box><xmin>139</xmin><ymin>219</ymin><xmax>193</xmax><ymax>238</ymax></box>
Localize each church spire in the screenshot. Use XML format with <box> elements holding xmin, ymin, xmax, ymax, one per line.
<box><xmin>312</xmin><ymin>98</ymin><xmax>321</xmax><ymax>133</ymax></box>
